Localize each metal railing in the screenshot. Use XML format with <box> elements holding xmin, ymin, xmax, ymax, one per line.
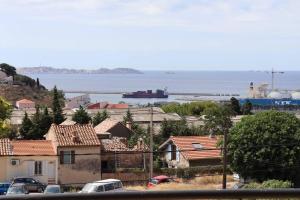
<box><xmin>2</xmin><ymin>189</ymin><xmax>300</xmax><ymax>200</ymax></box>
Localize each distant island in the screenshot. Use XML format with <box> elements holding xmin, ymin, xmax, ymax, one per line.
<box><xmin>17</xmin><ymin>66</ymin><xmax>143</xmax><ymax>74</ymax></box>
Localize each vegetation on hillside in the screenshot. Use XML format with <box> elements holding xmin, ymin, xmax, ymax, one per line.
<box><xmin>0</xmin><ymin>97</ymin><xmax>13</xmax><ymax>138</ymax></box>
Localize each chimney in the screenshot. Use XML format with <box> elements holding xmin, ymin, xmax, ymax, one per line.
<box><xmin>71</xmin><ymin>131</ymin><xmax>80</xmax><ymax>143</ymax></box>
<box><xmin>126</xmin><ymin>121</ymin><xmax>132</xmax><ymax>130</ymax></box>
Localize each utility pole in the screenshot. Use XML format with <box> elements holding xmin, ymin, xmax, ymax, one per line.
<box><xmin>149</xmin><ymin>106</ymin><xmax>154</xmax><ymax>179</ymax></box>
<box><xmin>222</xmin><ymin>129</ymin><xmax>228</xmax><ymax>189</ymax></box>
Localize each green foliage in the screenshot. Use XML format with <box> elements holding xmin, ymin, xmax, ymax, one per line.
<box><xmin>203</xmin><ymin>105</ymin><xmax>233</xmax><ymax>135</ymax></box>
<box><xmin>244</xmin><ymin>180</ymin><xmax>293</xmax><ymax>189</ymax></box>
<box><xmin>0</xmin><ymin>97</ymin><xmax>12</xmax><ymax>138</ymax></box>
<box><xmin>128</xmin><ymin>123</ymin><xmax>148</xmax><ymax>148</ymax></box>
<box><xmin>242</xmin><ymin>100</ymin><xmax>253</xmax><ymax>115</ymax></box>
<box><xmin>229</xmin><ymin>97</ymin><xmax>241</xmax><ymax>115</ymax></box>
<box><xmin>228</xmin><ymin>111</ymin><xmax>300</xmax><ymax>184</ymax></box>
<box><xmin>0</xmin><ymin>63</ymin><xmax>16</xmax><ymax>76</ymax></box>
<box><xmin>19</xmin><ymin>112</ymin><xmax>33</xmax><ymax>139</ymax></box>
<box><xmin>39</xmin><ymin>107</ymin><xmax>52</xmax><ymax>134</ymax></box>
<box><xmin>14</xmin><ymin>74</ymin><xmax>36</xmax><ymax>87</ymax></box>
<box><xmin>161</xmin><ymin>101</ymin><xmax>218</xmax><ymax>116</ymax></box>
<box><xmin>72</xmin><ymin>106</ymin><xmax>91</xmax><ymax>124</ymax></box>
<box><xmin>52</xmin><ymin>86</ymin><xmax>65</xmax><ymax>124</ymax></box>
<box><xmin>123</xmin><ymin>109</ymin><xmax>133</xmax><ymax>123</ymax></box>
<box><xmin>92</xmin><ymin>110</ymin><xmax>109</xmax><ymax>126</ymax></box>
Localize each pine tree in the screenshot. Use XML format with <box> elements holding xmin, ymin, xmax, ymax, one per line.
<box><xmin>72</xmin><ymin>106</ymin><xmax>91</xmax><ymax>124</ymax></box>
<box><xmin>123</xmin><ymin>109</ymin><xmax>133</xmax><ymax>123</ymax></box>
<box><xmin>36</xmin><ymin>78</ymin><xmax>40</xmax><ymax>89</ymax></box>
<box><xmin>52</xmin><ymin>86</ymin><xmax>65</xmax><ymax>124</ymax></box>
<box><xmin>19</xmin><ymin>112</ymin><xmax>33</xmax><ymax>139</ymax></box>
<box><xmin>39</xmin><ymin>107</ymin><xmax>52</xmax><ymax>135</ymax></box>
<box><xmin>230</xmin><ymin>97</ymin><xmax>242</xmax><ymax>115</ymax></box>
<box><xmin>92</xmin><ymin>110</ymin><xmax>109</xmax><ymax>126</ymax></box>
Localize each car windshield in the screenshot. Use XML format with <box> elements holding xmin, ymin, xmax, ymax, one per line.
<box><xmin>150</xmin><ymin>179</ymin><xmax>159</xmax><ymax>184</ymax></box>
<box><xmin>7</xmin><ymin>187</ymin><xmax>25</xmax><ymax>194</ymax></box>
<box><xmin>45</xmin><ymin>187</ymin><xmax>60</xmax><ymax>193</ymax></box>
<box><xmin>81</xmin><ymin>183</ymin><xmax>96</xmax><ymax>193</ymax></box>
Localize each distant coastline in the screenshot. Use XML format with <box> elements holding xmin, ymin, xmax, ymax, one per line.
<box><xmin>17</xmin><ymin>66</ymin><xmax>143</xmax><ymax>74</ymax></box>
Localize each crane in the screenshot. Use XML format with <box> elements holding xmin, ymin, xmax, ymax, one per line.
<box><xmin>265</xmin><ymin>68</ymin><xmax>284</xmax><ymax>91</ymax></box>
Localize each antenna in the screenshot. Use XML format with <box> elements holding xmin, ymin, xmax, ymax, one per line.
<box><xmin>265</xmin><ymin>68</ymin><xmax>284</xmax><ymax>91</ymax></box>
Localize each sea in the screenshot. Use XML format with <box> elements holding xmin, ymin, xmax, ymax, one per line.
<box><xmin>26</xmin><ymin>71</ymin><xmax>300</xmax><ymax>105</ymax></box>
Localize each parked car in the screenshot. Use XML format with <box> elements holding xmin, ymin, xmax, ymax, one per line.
<box><xmin>6</xmin><ymin>183</ymin><xmax>28</xmax><ymax>196</ymax></box>
<box><xmin>0</xmin><ymin>183</ymin><xmax>10</xmax><ymax>195</ymax></box>
<box><xmin>11</xmin><ymin>177</ymin><xmax>46</xmax><ymax>193</ymax></box>
<box><xmin>147</xmin><ymin>175</ymin><xmax>175</xmax><ymax>188</ymax></box>
<box><xmin>80</xmin><ymin>179</ymin><xmax>124</xmax><ymax>193</ymax></box>
<box><xmin>44</xmin><ymin>185</ymin><xmax>62</xmax><ymax>194</ymax></box>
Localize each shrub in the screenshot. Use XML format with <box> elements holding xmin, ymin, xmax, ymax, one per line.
<box><xmin>244</xmin><ymin>180</ymin><xmax>293</xmax><ymax>189</ymax></box>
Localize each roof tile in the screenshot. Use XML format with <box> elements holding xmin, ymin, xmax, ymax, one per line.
<box><xmin>11</xmin><ymin>140</ymin><xmax>55</xmax><ymax>156</ymax></box>
<box><xmin>0</xmin><ymin>138</ymin><xmax>12</xmax><ymax>156</ymax></box>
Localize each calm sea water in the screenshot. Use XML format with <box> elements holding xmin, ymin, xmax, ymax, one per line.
<box><xmin>27</xmin><ymin>71</ymin><xmax>300</xmax><ymax>104</ymax></box>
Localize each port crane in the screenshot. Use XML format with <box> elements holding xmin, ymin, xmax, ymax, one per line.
<box><xmin>265</xmin><ymin>68</ymin><xmax>284</xmax><ymax>91</ymax></box>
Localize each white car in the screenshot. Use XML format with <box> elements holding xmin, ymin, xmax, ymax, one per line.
<box><xmin>80</xmin><ymin>179</ymin><xmax>123</xmax><ymax>193</ymax></box>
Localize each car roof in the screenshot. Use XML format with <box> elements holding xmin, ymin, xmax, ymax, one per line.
<box><xmin>46</xmin><ymin>185</ymin><xmax>60</xmax><ymax>187</ymax></box>
<box><xmin>94</xmin><ymin>179</ymin><xmax>121</xmax><ymax>183</ymax></box>
<box><xmin>11</xmin><ymin>183</ymin><xmax>26</xmax><ymax>186</ymax></box>
<box><xmin>152</xmin><ymin>175</ymin><xmax>170</xmax><ymax>180</ymax></box>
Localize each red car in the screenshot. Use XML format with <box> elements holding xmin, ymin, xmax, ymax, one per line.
<box><xmin>147</xmin><ymin>175</ymin><xmax>175</xmax><ymax>188</ymax></box>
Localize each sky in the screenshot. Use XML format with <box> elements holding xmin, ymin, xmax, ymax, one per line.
<box><xmin>0</xmin><ymin>0</ymin><xmax>300</xmax><ymax>71</ymax></box>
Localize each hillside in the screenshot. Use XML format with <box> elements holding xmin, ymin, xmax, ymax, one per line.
<box><xmin>0</xmin><ymin>63</ymin><xmax>53</xmax><ymax>106</ymax></box>
<box><xmin>17</xmin><ymin>66</ymin><xmax>143</xmax><ymax>74</ymax></box>
<box><xmin>0</xmin><ymin>84</ymin><xmax>52</xmax><ymax>106</ymax></box>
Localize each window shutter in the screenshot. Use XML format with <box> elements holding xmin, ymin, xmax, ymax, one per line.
<box><xmin>71</xmin><ymin>151</ymin><xmax>75</xmax><ymax>164</ymax></box>
<box><xmin>59</xmin><ymin>151</ymin><xmax>64</xmax><ymax>164</ymax></box>
<box><xmin>27</xmin><ymin>161</ymin><xmax>34</xmax><ymax>176</ymax></box>
<box><xmin>42</xmin><ymin>161</ymin><xmax>47</xmax><ymax>176</ymax></box>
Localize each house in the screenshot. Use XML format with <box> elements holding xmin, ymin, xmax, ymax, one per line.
<box><xmin>0</xmin><ymin>139</ymin><xmax>57</xmax><ymax>184</ymax></box>
<box><xmin>94</xmin><ymin>119</ymin><xmax>133</xmax><ymax>139</ymax></box>
<box><xmin>16</xmin><ymin>99</ymin><xmax>35</xmax><ymax>110</ymax></box>
<box><xmin>45</xmin><ymin>124</ymin><xmax>101</xmax><ymax>185</ymax></box>
<box><xmin>101</xmin><ymin>137</ymin><xmax>148</xmax><ymax>172</ymax></box>
<box><xmin>87</xmin><ymin>102</ymin><xmax>129</xmax><ymax>109</ymax></box>
<box><xmin>159</xmin><ymin>136</ymin><xmax>221</xmax><ymax>168</ymax></box>
<box><xmin>65</xmin><ymin>94</ymin><xmax>91</xmax><ymax>109</ymax></box>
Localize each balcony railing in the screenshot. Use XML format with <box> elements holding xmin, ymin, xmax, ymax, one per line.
<box><xmin>1</xmin><ymin>189</ymin><xmax>300</xmax><ymax>200</ymax></box>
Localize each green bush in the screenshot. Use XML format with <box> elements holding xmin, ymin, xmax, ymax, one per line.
<box><xmin>244</xmin><ymin>180</ymin><xmax>293</xmax><ymax>189</ymax></box>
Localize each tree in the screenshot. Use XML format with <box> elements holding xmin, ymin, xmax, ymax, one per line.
<box><xmin>0</xmin><ymin>63</ymin><xmax>16</xmax><ymax>77</ymax></box>
<box><xmin>36</xmin><ymin>78</ymin><xmax>40</xmax><ymax>89</ymax></box>
<box><xmin>39</xmin><ymin>107</ymin><xmax>52</xmax><ymax>134</ymax></box>
<box><xmin>72</xmin><ymin>106</ymin><xmax>91</xmax><ymax>124</ymax></box>
<box><xmin>19</xmin><ymin>112</ymin><xmax>33</xmax><ymax>139</ymax></box>
<box><xmin>227</xmin><ymin>111</ymin><xmax>300</xmax><ymax>184</ymax></box>
<box><xmin>230</xmin><ymin>97</ymin><xmax>241</xmax><ymax>115</ymax></box>
<box><xmin>123</xmin><ymin>109</ymin><xmax>133</xmax><ymax>123</ymax></box>
<box><xmin>0</xmin><ymin>97</ymin><xmax>12</xmax><ymax>138</ymax></box>
<box><xmin>203</xmin><ymin>105</ymin><xmax>233</xmax><ymax>135</ymax></box>
<box><xmin>242</xmin><ymin>100</ymin><xmax>253</xmax><ymax>115</ymax></box>
<box><xmin>52</xmin><ymin>86</ymin><xmax>65</xmax><ymax>124</ymax></box>
<box><xmin>92</xmin><ymin>110</ymin><xmax>109</xmax><ymax>126</ymax></box>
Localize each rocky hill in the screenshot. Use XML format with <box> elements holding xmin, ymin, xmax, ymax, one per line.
<box><xmin>17</xmin><ymin>66</ymin><xmax>143</xmax><ymax>74</ymax></box>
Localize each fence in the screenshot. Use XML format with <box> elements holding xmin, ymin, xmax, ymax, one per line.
<box><xmin>1</xmin><ymin>189</ymin><xmax>300</xmax><ymax>200</ymax></box>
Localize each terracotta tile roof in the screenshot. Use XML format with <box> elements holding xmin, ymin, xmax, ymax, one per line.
<box><xmin>0</xmin><ymin>138</ymin><xmax>12</xmax><ymax>155</ymax></box>
<box><xmin>94</xmin><ymin>118</ymin><xmax>121</xmax><ymax>134</ymax></box>
<box><xmin>11</xmin><ymin>140</ymin><xmax>55</xmax><ymax>156</ymax></box>
<box><xmin>16</xmin><ymin>99</ymin><xmax>35</xmax><ymax>104</ymax></box>
<box><xmin>101</xmin><ymin>137</ymin><xmax>130</xmax><ymax>151</ymax></box>
<box><xmin>51</xmin><ymin>124</ymin><xmax>100</xmax><ymax>147</ymax></box>
<box><xmin>160</xmin><ymin>136</ymin><xmax>221</xmax><ymax>160</ymax></box>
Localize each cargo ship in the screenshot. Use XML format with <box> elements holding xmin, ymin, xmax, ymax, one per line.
<box><xmin>239</xmin><ymin>82</ymin><xmax>300</xmax><ymax>108</ymax></box>
<box><xmin>122</xmin><ymin>89</ymin><xmax>168</xmax><ymax>98</ymax></box>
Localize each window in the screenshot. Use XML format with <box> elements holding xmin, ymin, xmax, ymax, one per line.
<box><xmin>34</xmin><ymin>161</ymin><xmax>42</xmax><ymax>176</ymax></box>
<box><xmin>171</xmin><ymin>144</ymin><xmax>176</xmax><ymax>160</ymax></box>
<box><xmin>96</xmin><ymin>186</ymin><xmax>104</xmax><ymax>192</ymax></box>
<box><xmin>192</xmin><ymin>143</ymin><xmax>203</xmax><ymax>150</ymax></box>
<box><xmin>104</xmin><ymin>183</ymin><xmax>114</xmax><ymax>191</ymax></box>
<box><xmin>60</xmin><ymin>151</ymin><xmax>75</xmax><ymax>164</ymax></box>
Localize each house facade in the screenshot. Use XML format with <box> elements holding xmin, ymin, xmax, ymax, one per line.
<box><xmin>159</xmin><ymin>136</ymin><xmax>221</xmax><ymax>168</ymax></box>
<box><xmin>94</xmin><ymin>119</ymin><xmax>133</xmax><ymax>139</ymax></box>
<box><xmin>46</xmin><ymin>124</ymin><xmax>101</xmax><ymax>185</ymax></box>
<box><xmin>0</xmin><ymin>139</ymin><xmax>57</xmax><ymax>184</ymax></box>
<box><xmin>16</xmin><ymin>99</ymin><xmax>35</xmax><ymax>110</ymax></box>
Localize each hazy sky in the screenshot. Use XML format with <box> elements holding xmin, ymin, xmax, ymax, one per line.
<box><xmin>1</xmin><ymin>0</ymin><xmax>300</xmax><ymax>70</ymax></box>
